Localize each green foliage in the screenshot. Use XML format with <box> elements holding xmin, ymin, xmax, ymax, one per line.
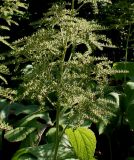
<box><xmin>1</xmin><ymin>0</ymin><xmax>132</xmax><ymax>159</ymax></box>
<box><xmin>12</xmin><ymin>135</ymin><xmax>76</xmax><ymax>160</ymax></box>
<box><xmin>0</xmin><ymin>0</ymin><xmax>27</xmax><ymax>101</ymax></box>
<box><xmin>0</xmin><ymin>63</ymin><xmax>9</xmax><ymax>84</ymax></box>
<box><xmin>0</xmin><ymin>0</ymin><xmax>27</xmax><ymax>46</ymax></box>
<box><xmin>5</xmin><ymin>2</ymin><xmax>121</xmax><ymax>158</ymax></box>
<box><xmin>113</xmin><ymin>62</ymin><xmax>134</xmax><ymax>80</ymax></box>
<box><xmin>0</xmin><ymin>101</ymin><xmax>52</xmax><ymax>147</ymax></box>
<box><xmin>104</xmin><ymin>82</ymin><xmax>134</xmax><ymax>130</ymax></box>
<box><xmin>0</xmin><ymin>102</ymin><xmax>38</xmax><ymax>116</ymax></box>
<box><xmin>0</xmin><ymin>87</ymin><xmax>16</xmax><ymax>101</ymax></box>
<box><xmin>100</xmin><ymin>0</ymin><xmax>134</xmax><ymax>62</ymax></box>
<box><xmin>125</xmin><ymin>82</ymin><xmax>134</xmax><ymax>129</ymax></box>
<box><xmin>0</xmin><ymin>57</ymin><xmax>10</xmax><ymax>86</ymax></box>
<box><xmin>5</xmin><ymin>127</ymin><xmax>36</xmax><ymax>142</ymax></box>
<box><xmin>12</xmin><ymin>127</ymin><xmax>96</xmax><ymax>160</ymax></box>
<box><xmin>65</xmin><ymin>127</ymin><xmax>96</xmax><ymax>160</ymax></box>
<box><xmin>77</xmin><ymin>0</ymin><xmax>112</xmax><ymax>14</ymax></box>
<box><xmin>12</xmin><ymin>3</ymin><xmax>117</xmax><ymax>125</ymax></box>
<box><xmin>102</xmin><ymin>0</ymin><xmax>134</xmax><ymax>28</ymax></box>
<box><xmin>127</xmin><ymin>104</ymin><xmax>134</xmax><ymax>129</ymax></box>
<box><xmin>0</xmin><ymin>119</ymin><xmax>12</xmax><ymax>131</ymax></box>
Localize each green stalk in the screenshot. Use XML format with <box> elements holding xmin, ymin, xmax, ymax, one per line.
<box><xmin>53</xmin><ymin>1</ymin><xmax>76</xmax><ymax>157</ymax></box>
<box><xmin>53</xmin><ymin>29</ymin><xmax>68</xmax><ymax>160</ymax></box>
<box><xmin>72</xmin><ymin>0</ymin><xmax>75</xmax><ymax>10</ymax></box>
<box><xmin>71</xmin><ymin>0</ymin><xmax>75</xmax><ymax>59</ymax></box>
<box><xmin>124</xmin><ymin>24</ymin><xmax>131</xmax><ymax>82</ymax></box>
<box><xmin>76</xmin><ymin>3</ymin><xmax>85</xmax><ymax>12</ymax></box>
<box><xmin>53</xmin><ymin>104</ymin><xmax>60</xmax><ymax>160</ymax></box>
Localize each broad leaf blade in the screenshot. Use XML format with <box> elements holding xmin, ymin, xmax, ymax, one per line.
<box><xmin>16</xmin><ymin>112</ymin><xmax>51</xmax><ymax>127</ymax></box>
<box><xmin>12</xmin><ymin>135</ymin><xmax>77</xmax><ymax>160</ymax></box>
<box><xmin>5</xmin><ymin>127</ymin><xmax>36</xmax><ymax>142</ymax></box>
<box><xmin>65</xmin><ymin>127</ymin><xmax>96</xmax><ymax>160</ymax></box>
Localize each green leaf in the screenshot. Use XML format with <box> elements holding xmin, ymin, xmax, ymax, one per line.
<box><xmin>125</xmin><ymin>82</ymin><xmax>134</xmax><ymax>102</ymax></box>
<box><xmin>12</xmin><ymin>143</ymin><xmax>76</xmax><ymax>160</ymax></box>
<box><xmin>12</xmin><ymin>144</ymin><xmax>53</xmax><ymax>160</ymax></box>
<box><xmin>11</xmin><ymin>148</ymin><xmax>35</xmax><ymax>160</ymax></box>
<box><xmin>127</xmin><ymin>104</ymin><xmax>134</xmax><ymax>129</ymax></box>
<box><xmin>0</xmin><ymin>75</ymin><xmax>8</xmax><ymax>84</ymax></box>
<box><xmin>113</xmin><ymin>62</ymin><xmax>134</xmax><ymax>80</ymax></box>
<box><xmin>13</xmin><ymin>154</ymin><xmax>37</xmax><ymax>160</ymax></box>
<box><xmin>0</xmin><ymin>25</ymin><xmax>10</xmax><ymax>30</ymax></box>
<box><xmin>20</xmin><ymin>129</ymin><xmax>40</xmax><ymax>148</ymax></box>
<box><xmin>16</xmin><ymin>112</ymin><xmax>51</xmax><ymax>127</ymax></box>
<box><xmin>0</xmin><ymin>103</ymin><xmax>39</xmax><ymax>122</ymax></box>
<box><xmin>0</xmin><ymin>36</ymin><xmax>13</xmax><ymax>48</ymax></box>
<box><xmin>46</xmin><ymin>127</ymin><xmax>56</xmax><ymax>143</ymax></box>
<box><xmin>65</xmin><ymin>127</ymin><xmax>96</xmax><ymax>160</ymax></box>
<box><xmin>2</xmin><ymin>103</ymin><xmax>38</xmax><ymax>116</ymax></box>
<box><xmin>12</xmin><ymin>135</ymin><xmax>76</xmax><ymax>160</ymax></box>
<box><xmin>4</xmin><ymin>127</ymin><xmax>36</xmax><ymax>142</ymax></box>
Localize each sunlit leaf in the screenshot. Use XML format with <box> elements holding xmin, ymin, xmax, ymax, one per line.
<box><xmin>65</xmin><ymin>127</ymin><xmax>96</xmax><ymax>160</ymax></box>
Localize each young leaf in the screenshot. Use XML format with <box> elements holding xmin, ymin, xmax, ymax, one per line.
<box><xmin>65</xmin><ymin>127</ymin><xmax>96</xmax><ymax>160</ymax></box>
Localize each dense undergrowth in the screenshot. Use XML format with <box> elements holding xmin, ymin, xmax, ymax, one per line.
<box><xmin>0</xmin><ymin>0</ymin><xmax>134</xmax><ymax>160</ymax></box>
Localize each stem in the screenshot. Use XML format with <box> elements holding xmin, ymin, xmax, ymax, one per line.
<box><xmin>76</xmin><ymin>3</ymin><xmax>85</xmax><ymax>12</ymax></box>
<box><xmin>124</xmin><ymin>24</ymin><xmax>131</xmax><ymax>82</ymax></box>
<box><xmin>72</xmin><ymin>0</ymin><xmax>75</xmax><ymax>10</ymax></box>
<box><xmin>53</xmin><ymin>29</ymin><xmax>68</xmax><ymax>160</ymax></box>
<box><xmin>70</xmin><ymin>0</ymin><xmax>76</xmax><ymax>59</ymax></box>
<box><xmin>53</xmin><ymin>104</ymin><xmax>60</xmax><ymax>160</ymax></box>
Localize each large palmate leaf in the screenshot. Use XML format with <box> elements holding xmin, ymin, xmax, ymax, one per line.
<box><xmin>65</xmin><ymin>127</ymin><xmax>96</xmax><ymax>160</ymax></box>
